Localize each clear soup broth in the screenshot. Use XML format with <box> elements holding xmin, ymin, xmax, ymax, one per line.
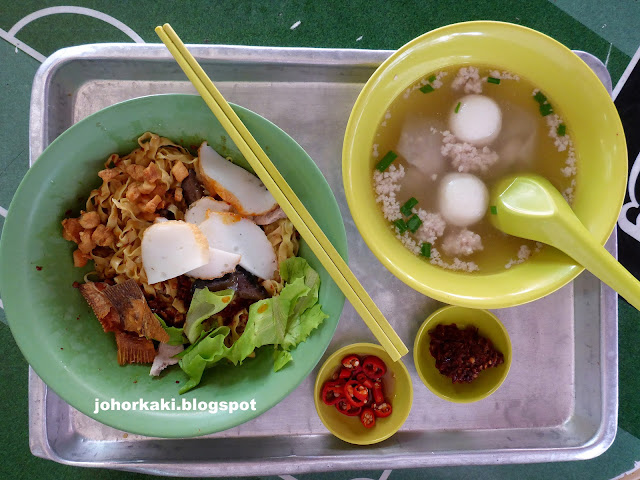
<box><xmin>372</xmin><ymin>66</ymin><xmax>576</xmax><ymax>274</ymax></box>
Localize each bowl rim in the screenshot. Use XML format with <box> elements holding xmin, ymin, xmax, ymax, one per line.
<box><xmin>413</xmin><ymin>306</ymin><xmax>512</xmax><ymax>403</ymax></box>
<box><xmin>313</xmin><ymin>342</ymin><xmax>413</xmax><ymax>445</ymax></box>
<box><xmin>342</xmin><ymin>20</ymin><xmax>627</xmax><ymax>308</ymax></box>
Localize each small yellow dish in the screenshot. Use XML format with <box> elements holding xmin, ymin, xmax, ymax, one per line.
<box><xmin>314</xmin><ymin>343</ymin><xmax>413</xmax><ymax>445</ymax></box>
<box><xmin>414</xmin><ymin>306</ymin><xmax>512</xmax><ymax>403</ymax></box>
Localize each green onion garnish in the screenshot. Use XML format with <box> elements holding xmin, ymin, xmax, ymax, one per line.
<box><xmin>375</xmin><ymin>150</ymin><xmax>398</xmax><ymax>172</ymax></box>
<box><xmin>533</xmin><ymin>91</ymin><xmax>547</xmax><ymax>104</ymax></box>
<box><xmin>400</xmin><ymin>197</ymin><xmax>418</xmax><ymax>217</ymax></box>
<box><xmin>420</xmin><ymin>84</ymin><xmax>435</xmax><ymax>94</ymax></box>
<box><xmin>557</xmin><ymin>123</ymin><xmax>566</xmax><ymax>136</ymax></box>
<box><xmin>393</xmin><ymin>219</ymin><xmax>408</xmax><ymax>234</ymax></box>
<box><xmin>406</xmin><ymin>214</ymin><xmax>422</xmax><ymax>233</ymax></box>
<box><xmin>428</xmin><ymin>74</ymin><xmax>437</xmax><ymax>83</ymax></box>
<box><xmin>420</xmin><ymin>242</ymin><xmax>432</xmax><ymax>258</ymax></box>
<box><xmin>454</xmin><ymin>102</ymin><xmax>461</xmax><ymax>113</ymax></box>
<box><xmin>487</xmin><ymin>76</ymin><xmax>501</xmax><ymax>84</ymax></box>
<box><xmin>539</xmin><ymin>103</ymin><xmax>553</xmax><ymax>116</ymax></box>
<box><xmin>490</xmin><ymin>205</ymin><xmax>497</xmax><ymax>215</ymax></box>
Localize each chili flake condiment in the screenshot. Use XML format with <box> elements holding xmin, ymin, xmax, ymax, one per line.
<box><xmin>428</xmin><ymin>323</ymin><xmax>504</xmax><ymax>383</ymax></box>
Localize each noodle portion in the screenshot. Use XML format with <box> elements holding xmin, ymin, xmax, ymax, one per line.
<box><xmin>63</xmin><ymin>133</ymin><xmax>304</xmax><ymax>371</ymax></box>
<box><xmin>63</xmin><ymin>133</ymin><xmax>198</xmax><ymax>324</ymax></box>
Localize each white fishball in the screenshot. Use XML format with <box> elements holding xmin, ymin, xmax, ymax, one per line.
<box><xmin>449</xmin><ymin>94</ymin><xmax>502</xmax><ymax>146</ymax></box>
<box><xmin>438</xmin><ymin>173</ymin><xmax>489</xmax><ymax>227</ymax></box>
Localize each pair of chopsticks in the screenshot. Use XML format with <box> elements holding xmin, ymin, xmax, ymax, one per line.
<box><xmin>155</xmin><ymin>24</ymin><xmax>408</xmax><ymax>361</ymax></box>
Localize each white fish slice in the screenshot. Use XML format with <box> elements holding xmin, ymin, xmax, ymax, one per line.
<box><xmin>198</xmin><ymin>211</ymin><xmax>277</xmax><ymax>280</ymax></box>
<box><xmin>141</xmin><ymin>220</ymin><xmax>209</xmax><ymax>284</ymax></box>
<box><xmin>186</xmin><ymin>247</ymin><xmax>242</xmax><ymax>280</ymax></box>
<box><xmin>185</xmin><ymin>196</ymin><xmax>232</xmax><ymax>224</ymax></box>
<box><xmin>196</xmin><ymin>142</ymin><xmax>278</xmax><ymax>216</ymax></box>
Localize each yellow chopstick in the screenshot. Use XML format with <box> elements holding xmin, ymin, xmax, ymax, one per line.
<box><xmin>155</xmin><ymin>24</ymin><xmax>408</xmax><ymax>361</ymax></box>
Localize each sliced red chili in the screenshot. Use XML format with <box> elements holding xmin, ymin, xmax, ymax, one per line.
<box><xmin>373</xmin><ymin>381</ymin><xmax>385</xmax><ymax>404</ymax></box>
<box><xmin>338</xmin><ymin>367</ymin><xmax>352</xmax><ymax>379</ymax></box>
<box><xmin>360</xmin><ymin>407</ymin><xmax>376</xmax><ymax>428</ymax></box>
<box><xmin>362</xmin><ymin>355</ymin><xmax>387</xmax><ymax>379</ymax></box>
<box><xmin>335</xmin><ymin>399</ymin><xmax>362</xmax><ymax>416</ymax></box>
<box><xmin>355</xmin><ymin>372</ymin><xmax>374</xmax><ymax>389</ymax></box>
<box><xmin>373</xmin><ymin>402</ymin><xmax>392</xmax><ymax>418</ymax></box>
<box><xmin>341</xmin><ymin>354</ymin><xmax>361</xmax><ymax>370</ymax></box>
<box><xmin>321</xmin><ymin>380</ymin><xmax>344</xmax><ymax>405</ymax></box>
<box><xmin>344</xmin><ymin>380</ymin><xmax>368</xmax><ymax>407</ymax></box>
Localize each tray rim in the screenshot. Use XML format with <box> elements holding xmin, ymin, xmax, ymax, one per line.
<box><xmin>27</xmin><ymin>42</ymin><xmax>618</xmax><ymax>475</ymax></box>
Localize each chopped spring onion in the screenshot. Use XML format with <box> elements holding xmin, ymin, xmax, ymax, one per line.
<box><xmin>487</xmin><ymin>77</ymin><xmax>501</xmax><ymax>84</ymax></box>
<box><xmin>420</xmin><ymin>84</ymin><xmax>435</xmax><ymax>94</ymax></box>
<box><xmin>375</xmin><ymin>150</ymin><xmax>398</xmax><ymax>172</ymax></box>
<box><xmin>406</xmin><ymin>214</ymin><xmax>422</xmax><ymax>233</ymax></box>
<box><xmin>454</xmin><ymin>102</ymin><xmax>461</xmax><ymax>113</ymax></box>
<box><xmin>393</xmin><ymin>219</ymin><xmax>408</xmax><ymax>234</ymax></box>
<box><xmin>420</xmin><ymin>242</ymin><xmax>432</xmax><ymax>258</ymax></box>
<box><xmin>557</xmin><ymin>123</ymin><xmax>566</xmax><ymax>136</ymax></box>
<box><xmin>533</xmin><ymin>91</ymin><xmax>547</xmax><ymax>104</ymax></box>
<box><xmin>400</xmin><ymin>197</ymin><xmax>418</xmax><ymax>217</ymax></box>
<box><xmin>428</xmin><ymin>74</ymin><xmax>437</xmax><ymax>83</ymax></box>
<box><xmin>490</xmin><ymin>205</ymin><xmax>497</xmax><ymax>215</ymax></box>
<box><xmin>539</xmin><ymin>103</ymin><xmax>553</xmax><ymax>116</ymax></box>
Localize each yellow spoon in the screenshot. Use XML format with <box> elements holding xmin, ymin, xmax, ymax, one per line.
<box><xmin>489</xmin><ymin>173</ymin><xmax>640</xmax><ymax>310</ymax></box>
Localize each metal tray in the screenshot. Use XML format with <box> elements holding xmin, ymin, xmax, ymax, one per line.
<box><xmin>28</xmin><ymin>44</ymin><xmax>618</xmax><ymax>476</ymax></box>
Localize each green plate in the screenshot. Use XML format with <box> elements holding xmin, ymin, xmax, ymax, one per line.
<box><xmin>0</xmin><ymin>94</ymin><xmax>347</xmax><ymax>438</ymax></box>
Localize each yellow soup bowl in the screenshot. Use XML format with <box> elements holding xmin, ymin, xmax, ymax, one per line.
<box><xmin>314</xmin><ymin>343</ymin><xmax>413</xmax><ymax>445</ymax></box>
<box><xmin>342</xmin><ymin>21</ymin><xmax>626</xmax><ymax>308</ymax></box>
<box><xmin>414</xmin><ymin>306</ymin><xmax>512</xmax><ymax>403</ymax></box>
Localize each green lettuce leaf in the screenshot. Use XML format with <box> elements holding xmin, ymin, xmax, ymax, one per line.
<box><xmin>176</xmin><ymin>257</ymin><xmax>328</xmax><ymax>392</ymax></box>
<box><xmin>282</xmin><ymin>303</ymin><xmax>328</xmax><ymax>352</ymax></box>
<box><xmin>178</xmin><ymin>326</ymin><xmax>230</xmax><ymax>394</ymax></box>
<box><xmin>273</xmin><ymin>349</ymin><xmax>293</xmax><ymax>372</ymax></box>
<box><xmin>155</xmin><ymin>314</ymin><xmax>188</xmax><ymax>346</ymax></box>
<box><xmin>184</xmin><ymin>288</ymin><xmax>235</xmax><ymax>343</ymax></box>
<box><xmin>226</xmin><ymin>276</ymin><xmax>310</xmax><ymax>365</ymax></box>
<box><xmin>281</xmin><ymin>257</ymin><xmax>321</xmax><ymax>320</ymax></box>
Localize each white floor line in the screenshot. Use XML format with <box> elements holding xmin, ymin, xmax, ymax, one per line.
<box><xmin>0</xmin><ymin>206</ymin><xmax>7</xmax><ymax>218</ymax></box>
<box><xmin>613</xmin><ymin>43</ymin><xmax>640</xmax><ymax>100</ymax></box>
<box><xmin>8</xmin><ymin>6</ymin><xmax>145</xmax><ymax>43</ymax></box>
<box><xmin>605</xmin><ymin>42</ymin><xmax>613</xmax><ymax>67</ymax></box>
<box><xmin>0</xmin><ymin>28</ymin><xmax>45</xmax><ymax>62</ymax></box>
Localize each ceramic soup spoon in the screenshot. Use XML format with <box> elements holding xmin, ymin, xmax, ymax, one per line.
<box><xmin>490</xmin><ymin>173</ymin><xmax>640</xmax><ymax>310</ymax></box>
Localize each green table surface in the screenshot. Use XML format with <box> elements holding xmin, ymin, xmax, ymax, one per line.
<box><xmin>2</xmin><ymin>1</ymin><xmax>640</xmax><ymax>479</ymax></box>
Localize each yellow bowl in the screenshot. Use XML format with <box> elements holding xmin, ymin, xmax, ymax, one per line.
<box><xmin>342</xmin><ymin>21</ymin><xmax>627</xmax><ymax>308</ymax></box>
<box><xmin>414</xmin><ymin>306</ymin><xmax>512</xmax><ymax>403</ymax></box>
<box><xmin>314</xmin><ymin>343</ymin><xmax>413</xmax><ymax>445</ymax></box>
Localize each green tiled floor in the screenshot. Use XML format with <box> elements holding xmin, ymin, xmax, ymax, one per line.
<box><xmin>1</xmin><ymin>1</ymin><xmax>639</xmax><ymax>479</ymax></box>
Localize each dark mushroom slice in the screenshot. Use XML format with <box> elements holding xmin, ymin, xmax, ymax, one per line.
<box><xmin>181</xmin><ymin>169</ymin><xmax>204</xmax><ymax>206</ymax></box>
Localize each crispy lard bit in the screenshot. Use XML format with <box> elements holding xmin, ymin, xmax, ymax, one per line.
<box><xmin>62</xmin><ymin>218</ymin><xmax>83</xmax><ymax>244</ymax></box>
<box><xmin>102</xmin><ymin>279</ymin><xmax>170</xmax><ymax>342</ymax></box>
<box><xmin>142</xmin><ymin>194</ymin><xmax>163</xmax><ymax>213</ymax></box>
<box><xmin>72</xmin><ymin>249</ymin><xmax>90</xmax><ymax>268</ymax></box>
<box><xmin>98</xmin><ymin>168</ymin><xmax>121</xmax><ymax>182</ymax></box>
<box><xmin>78</xmin><ymin>282</ymin><xmax>121</xmax><ymax>332</ymax></box>
<box><xmin>115</xmin><ymin>331</ymin><xmax>156</xmax><ymax>365</ymax></box>
<box><xmin>91</xmin><ymin>224</ymin><xmax>115</xmax><ymax>247</ymax></box>
<box><xmin>143</xmin><ymin>162</ymin><xmax>161</xmax><ymax>183</ymax></box>
<box><xmin>171</xmin><ymin>161</ymin><xmax>189</xmax><ymax>182</ymax></box>
<box><xmin>79</xmin><ymin>211</ymin><xmax>100</xmax><ymax>229</ymax></box>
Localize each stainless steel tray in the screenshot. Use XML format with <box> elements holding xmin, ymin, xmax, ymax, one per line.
<box><xmin>28</xmin><ymin>44</ymin><xmax>618</xmax><ymax>476</ymax></box>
